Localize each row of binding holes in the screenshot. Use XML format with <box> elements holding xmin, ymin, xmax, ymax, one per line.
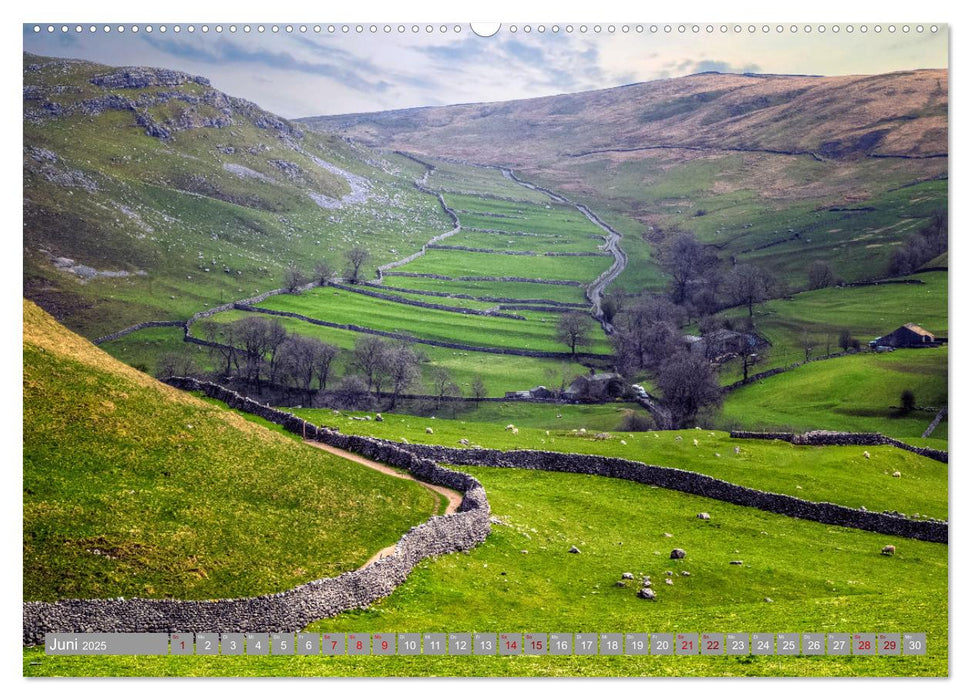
<box><xmin>32</xmin><ymin>24</ymin><xmax>940</xmax><ymax>34</ymax></box>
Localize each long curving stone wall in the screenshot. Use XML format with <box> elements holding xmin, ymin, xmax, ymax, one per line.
<box><xmin>25</xmin><ymin>379</ymin><xmax>947</xmax><ymax>644</ymax></box>
<box><xmin>387</xmin><ymin>441</ymin><xmax>947</xmax><ymax>544</ymax></box>
<box><xmin>23</xmin><ymin>378</ymin><xmax>492</xmax><ymax>645</ymax></box>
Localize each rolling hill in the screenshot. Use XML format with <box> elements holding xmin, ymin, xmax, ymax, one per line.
<box><xmin>303</xmin><ymin>70</ymin><xmax>948</xmax><ymax>291</ymax></box>
<box><xmin>23</xmin><ymin>52</ymin><xmax>451</xmax><ymax>338</ymax></box>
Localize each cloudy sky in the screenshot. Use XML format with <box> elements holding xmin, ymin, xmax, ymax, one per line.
<box><xmin>23</xmin><ymin>23</ymin><xmax>948</xmax><ymax>119</ymax></box>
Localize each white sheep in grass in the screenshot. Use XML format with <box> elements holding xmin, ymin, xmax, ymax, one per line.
<box><xmin>692</xmin><ymin>438</ymin><xmax>699</xmax><ymax>447</ymax></box>
<box><xmin>505</xmin><ymin>424</ymin><xmax>515</xmax><ymax>431</ymax></box>
<box><xmin>863</xmin><ymin>451</ymin><xmax>871</xmax><ymax>459</ymax></box>
<box><xmin>511</xmin><ymin>427</ymin><xmax>519</xmax><ymax>435</ymax></box>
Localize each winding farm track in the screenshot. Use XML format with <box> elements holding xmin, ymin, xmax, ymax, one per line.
<box><xmin>305</xmin><ymin>440</ymin><xmax>463</xmax><ymax>569</ymax></box>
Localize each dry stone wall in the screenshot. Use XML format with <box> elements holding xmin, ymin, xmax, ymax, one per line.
<box><xmin>730</xmin><ymin>430</ymin><xmax>948</xmax><ymax>463</ymax></box>
<box><xmin>22</xmin><ymin>378</ymin><xmax>491</xmax><ymax>645</ymax></box>
<box><xmin>388</xmin><ymin>441</ymin><xmax>947</xmax><ymax>544</ymax></box>
<box><xmin>93</xmin><ymin>320</ymin><xmax>186</xmax><ymax>346</ymax></box>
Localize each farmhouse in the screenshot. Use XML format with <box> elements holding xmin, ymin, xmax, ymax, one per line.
<box><xmin>563</xmin><ymin>372</ymin><xmax>626</xmax><ymax>401</ymax></box>
<box><xmin>684</xmin><ymin>329</ymin><xmax>762</xmax><ymax>360</ymax></box>
<box><xmin>869</xmin><ymin>323</ymin><xmax>937</xmax><ymax>349</ymax></box>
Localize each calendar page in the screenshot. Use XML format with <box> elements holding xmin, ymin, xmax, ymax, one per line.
<box><xmin>21</xmin><ymin>17</ymin><xmax>948</xmax><ymax>680</ymax></box>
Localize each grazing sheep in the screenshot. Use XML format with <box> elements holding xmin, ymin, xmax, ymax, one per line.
<box><xmin>425</xmin><ymin>427</ymin><xmax>434</xmax><ymax>434</ymax></box>
<box><xmin>734</xmin><ymin>446</ymin><xmax>741</xmax><ymax>455</ymax></box>
<box><xmin>675</xmin><ymin>436</ymin><xmax>683</xmax><ymax>441</ymax></box>
<box><xmin>692</xmin><ymin>438</ymin><xmax>699</xmax><ymax>446</ymax></box>
<box><xmin>892</xmin><ymin>471</ymin><xmax>902</xmax><ymax>478</ymax></box>
<box><xmin>511</xmin><ymin>427</ymin><xmax>519</xmax><ymax>435</ymax></box>
<box><xmin>579</xmin><ymin>428</ymin><xmax>587</xmax><ymax>435</ymax></box>
<box><xmin>882</xmin><ymin>545</ymin><xmax>896</xmax><ymax>556</ymax></box>
<box><xmin>505</xmin><ymin>424</ymin><xmax>515</xmax><ymax>431</ymax></box>
<box><xmin>697</xmin><ymin>512</ymin><xmax>710</xmax><ymax>520</ymax></box>
<box><xmin>863</xmin><ymin>451</ymin><xmax>871</xmax><ymax>459</ymax></box>
<box><xmin>620</xmin><ymin>440</ymin><xmax>627</xmax><ymax>445</ymax></box>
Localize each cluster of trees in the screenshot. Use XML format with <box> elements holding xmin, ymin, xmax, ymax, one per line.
<box><xmin>281</xmin><ymin>246</ymin><xmax>373</xmax><ymax>292</ymax></box>
<box><xmin>199</xmin><ymin>316</ymin><xmax>338</xmax><ymax>399</ymax></box>
<box><xmin>185</xmin><ymin>317</ymin><xmax>482</xmax><ymax>411</ymax></box>
<box><xmin>888</xmin><ymin>210</ymin><xmax>947</xmax><ymax>276</ymax></box>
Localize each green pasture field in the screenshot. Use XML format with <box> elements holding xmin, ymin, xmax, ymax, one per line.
<box><xmin>348</xmin><ymin>286</ymin><xmax>498</xmax><ymax>311</ymax></box>
<box><xmin>526</xmin><ymin>152</ymin><xmax>946</xmax><ymax>288</ymax></box>
<box><xmin>293</xmin><ymin>410</ymin><xmax>946</xmax><ymax>521</ymax></box>
<box><xmin>99</xmin><ymin>325</ymin><xmax>209</xmax><ymax>376</ymax></box>
<box><xmin>258</xmin><ymin>287</ymin><xmax>612</xmax><ymax>355</ymax></box>
<box><xmin>719</xmin><ymin>348</ymin><xmax>948</xmax><ymax>441</ymax></box>
<box><xmin>445</xmin><ymin>193</ymin><xmax>605</xmax><ymax>233</ymax></box>
<box><xmin>197</xmin><ymin>309</ymin><xmax>595</xmax><ymax>396</ymax></box>
<box><xmin>395</xmin><ymin>249</ymin><xmax>611</xmax><ymax>282</ymax></box>
<box><xmin>26</xmin><ymin>465</ymin><xmax>947</xmax><ymax>677</ymax></box>
<box><xmin>382</xmin><ymin>276</ymin><xmax>590</xmax><ymax>304</ymax></box>
<box><xmin>443</xmin><ymin>228</ymin><xmax>604</xmax><ymax>254</ymax></box>
<box><xmin>425</xmin><ymin>159</ymin><xmax>553</xmax><ymax>204</ymax></box>
<box><xmin>23</xmin><ymin>301</ymin><xmax>438</xmax><ymax>602</ymax></box>
<box><xmin>724</xmin><ymin>272</ymin><xmax>947</xmax><ymax>363</ymax></box>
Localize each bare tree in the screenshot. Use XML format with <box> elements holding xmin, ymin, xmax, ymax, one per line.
<box><xmin>345</xmin><ymin>246</ymin><xmax>371</xmax><ymax>284</ymax></box>
<box><xmin>656</xmin><ymin>232</ymin><xmax>719</xmax><ymax>305</ymax></box>
<box><xmin>556</xmin><ymin>311</ymin><xmax>595</xmax><ymax>356</ymax></box>
<box><xmin>201</xmin><ymin>319</ymin><xmax>238</xmax><ymax>376</ymax></box>
<box><xmin>800</xmin><ymin>329</ymin><xmax>815</xmax><ymax>362</ymax></box>
<box><xmin>232</xmin><ymin>316</ymin><xmax>271</xmax><ymax>388</ymax></box>
<box><xmin>352</xmin><ymin>335</ymin><xmax>388</xmax><ymax>392</ymax></box>
<box><xmin>429</xmin><ymin>366</ymin><xmax>461</xmax><ymax>408</ymax></box>
<box><xmin>313</xmin><ymin>259</ymin><xmax>334</xmax><ymax>286</ymax></box>
<box><xmin>808</xmin><ymin>260</ymin><xmax>837</xmax><ymax>290</ymax></box>
<box><xmin>284</xmin><ymin>264</ymin><xmax>307</xmax><ymax>292</ymax></box>
<box><xmin>264</xmin><ymin>320</ymin><xmax>288</xmax><ymax>383</ymax></box>
<box><xmin>838</xmin><ymin>328</ymin><xmax>854</xmax><ymax>352</ymax></box>
<box><xmin>383</xmin><ymin>343</ymin><xmax>421</xmax><ymax>409</ymax></box>
<box><xmin>156</xmin><ymin>351</ymin><xmax>201</xmax><ymax>379</ymax></box>
<box><xmin>611</xmin><ymin>296</ymin><xmax>685</xmax><ymax>374</ymax></box>
<box><xmin>726</xmin><ymin>263</ymin><xmax>775</xmax><ymax>317</ymax></box>
<box><xmin>278</xmin><ymin>336</ymin><xmax>339</xmax><ymax>402</ymax></box>
<box><xmin>655</xmin><ymin>350</ymin><xmax>722</xmax><ymax>428</ymax></box>
<box><xmin>332</xmin><ymin>375</ymin><xmax>370</xmax><ymax>410</ymax></box>
<box><xmin>311</xmin><ymin>341</ymin><xmax>339</xmax><ymax>391</ymax></box>
<box><xmin>471</xmin><ymin>375</ymin><xmax>487</xmax><ymax>403</ymax></box>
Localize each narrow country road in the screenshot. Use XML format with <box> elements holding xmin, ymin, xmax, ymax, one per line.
<box><xmin>304</xmin><ymin>440</ymin><xmax>463</xmax><ymax>569</ymax></box>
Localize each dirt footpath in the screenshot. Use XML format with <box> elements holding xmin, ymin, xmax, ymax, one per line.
<box><xmin>304</xmin><ymin>440</ymin><xmax>464</xmax><ymax>569</ymax></box>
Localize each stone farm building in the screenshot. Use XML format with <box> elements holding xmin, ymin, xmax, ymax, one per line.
<box><xmin>869</xmin><ymin>323</ymin><xmax>937</xmax><ymax>349</ymax></box>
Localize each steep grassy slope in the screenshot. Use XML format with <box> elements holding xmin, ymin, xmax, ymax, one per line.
<box><xmin>23</xmin><ymin>300</ymin><xmax>438</xmax><ymax>601</ymax></box>
<box><xmin>23</xmin><ymin>53</ymin><xmax>450</xmax><ymax>338</ymax></box>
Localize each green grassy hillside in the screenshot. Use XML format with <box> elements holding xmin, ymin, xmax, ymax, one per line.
<box><xmin>719</xmin><ymin>349</ymin><xmax>947</xmax><ymax>440</ymax></box>
<box><xmin>23</xmin><ymin>300</ymin><xmax>439</xmax><ymax>602</ymax></box>
<box><xmin>291</xmin><ymin>409</ymin><xmax>946</xmax><ymax>520</ymax></box>
<box><xmin>27</xmin><ymin>464</ymin><xmax>948</xmax><ymax>676</ymax></box>
<box><xmin>24</xmin><ymin>53</ymin><xmax>449</xmax><ymax>338</ymax></box>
